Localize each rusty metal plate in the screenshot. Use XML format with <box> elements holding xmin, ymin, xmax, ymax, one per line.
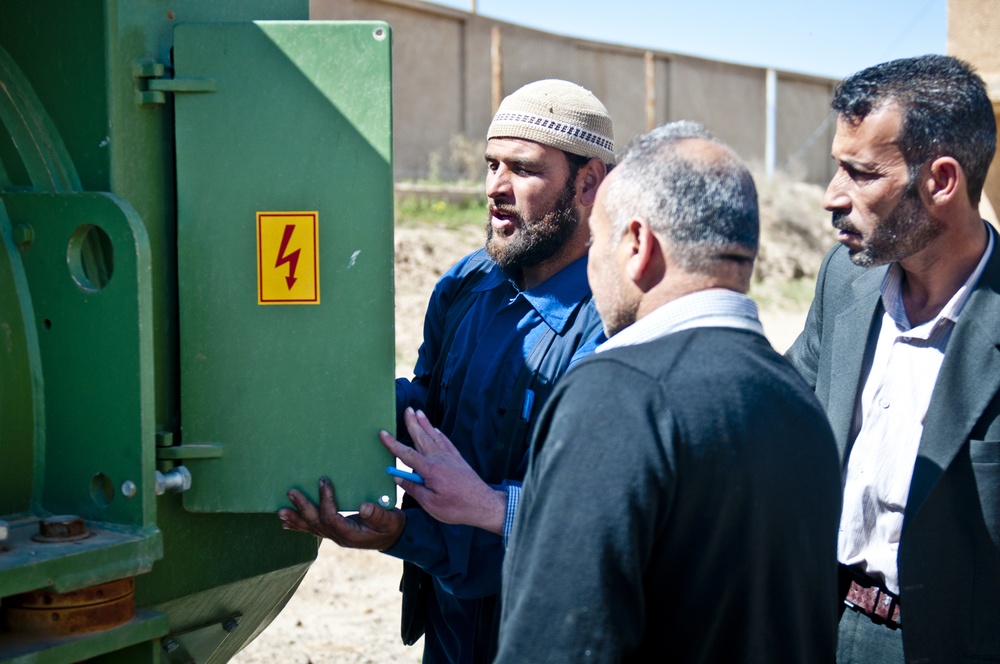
<box><xmin>6</xmin><ymin>577</ymin><xmax>134</xmax><ymax>609</ymax></box>
<box><xmin>4</xmin><ymin>577</ymin><xmax>135</xmax><ymax>635</ymax></box>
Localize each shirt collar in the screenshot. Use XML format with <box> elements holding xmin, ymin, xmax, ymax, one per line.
<box><xmin>472</xmin><ymin>254</ymin><xmax>592</xmax><ymax>334</ymax></box>
<box><xmin>880</xmin><ymin>222</ymin><xmax>994</xmax><ymax>332</ymax></box>
<box><xmin>597</xmin><ymin>288</ymin><xmax>764</xmax><ymax>353</ymax></box>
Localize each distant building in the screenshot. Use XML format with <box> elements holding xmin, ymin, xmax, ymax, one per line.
<box><xmin>949</xmin><ymin>0</ymin><xmax>1000</xmax><ymax>226</ymax></box>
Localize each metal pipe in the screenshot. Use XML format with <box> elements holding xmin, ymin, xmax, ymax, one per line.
<box><xmin>765</xmin><ymin>68</ymin><xmax>777</xmax><ymax>177</ymax></box>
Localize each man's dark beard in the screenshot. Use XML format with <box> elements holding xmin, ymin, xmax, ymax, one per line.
<box><xmin>832</xmin><ymin>178</ymin><xmax>944</xmax><ymax>268</ymax></box>
<box><xmin>485</xmin><ymin>179</ymin><xmax>579</xmax><ymax>270</ymax></box>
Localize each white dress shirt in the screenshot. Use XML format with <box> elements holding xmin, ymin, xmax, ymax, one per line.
<box><xmin>839</xmin><ymin>229</ymin><xmax>993</xmax><ymax>594</ymax></box>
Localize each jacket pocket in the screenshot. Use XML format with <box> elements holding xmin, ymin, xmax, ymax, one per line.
<box><xmin>970</xmin><ymin>440</ymin><xmax>1000</xmax><ymax>550</ymax></box>
<box><xmin>970</xmin><ymin>439</ymin><xmax>1000</xmax><ymax>464</ymax></box>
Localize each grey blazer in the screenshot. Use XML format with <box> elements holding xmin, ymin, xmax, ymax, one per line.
<box><xmin>787</xmin><ymin>227</ymin><xmax>1000</xmax><ymax>663</ymax></box>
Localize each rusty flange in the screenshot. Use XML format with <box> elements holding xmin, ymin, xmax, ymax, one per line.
<box><xmin>3</xmin><ymin>577</ymin><xmax>135</xmax><ymax>635</ymax></box>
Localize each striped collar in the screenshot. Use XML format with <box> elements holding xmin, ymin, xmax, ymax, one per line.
<box><xmin>597</xmin><ymin>288</ymin><xmax>763</xmax><ymax>353</ymax></box>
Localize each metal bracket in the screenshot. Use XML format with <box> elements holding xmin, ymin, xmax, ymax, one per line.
<box><xmin>161</xmin><ymin>613</ymin><xmax>243</xmax><ymax>664</ymax></box>
<box><xmin>156</xmin><ymin>444</ymin><xmax>224</xmax><ymax>461</ymax></box>
<box><xmin>133</xmin><ymin>60</ymin><xmax>216</xmax><ymax>105</ymax></box>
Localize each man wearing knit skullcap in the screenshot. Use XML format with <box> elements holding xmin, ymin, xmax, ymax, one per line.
<box><xmin>281</xmin><ymin>79</ymin><xmax>615</xmax><ymax>663</ymax></box>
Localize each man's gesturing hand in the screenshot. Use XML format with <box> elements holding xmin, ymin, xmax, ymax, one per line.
<box><xmin>379</xmin><ymin>408</ymin><xmax>507</xmax><ymax>535</ymax></box>
<box><xmin>279</xmin><ymin>477</ymin><xmax>405</xmax><ymax>551</ymax></box>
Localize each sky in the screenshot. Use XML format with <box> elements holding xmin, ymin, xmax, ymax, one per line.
<box><xmin>428</xmin><ymin>0</ymin><xmax>947</xmax><ymax>79</ymax></box>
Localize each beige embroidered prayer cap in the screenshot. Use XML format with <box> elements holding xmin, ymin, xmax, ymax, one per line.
<box><xmin>487</xmin><ymin>79</ymin><xmax>616</xmax><ymax>165</ymax></box>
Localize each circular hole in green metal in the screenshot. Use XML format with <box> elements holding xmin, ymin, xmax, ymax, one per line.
<box><xmin>373</xmin><ymin>27</ymin><xmax>387</xmax><ymax>41</ymax></box>
<box><xmin>90</xmin><ymin>473</ymin><xmax>114</xmax><ymax>507</ymax></box>
<box><xmin>67</xmin><ymin>225</ymin><xmax>114</xmax><ymax>291</ymax></box>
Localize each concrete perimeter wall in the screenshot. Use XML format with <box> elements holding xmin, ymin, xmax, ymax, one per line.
<box><xmin>311</xmin><ymin>0</ymin><xmax>839</xmax><ymax>186</ymax></box>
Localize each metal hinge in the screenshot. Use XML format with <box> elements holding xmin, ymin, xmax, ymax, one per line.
<box><xmin>133</xmin><ymin>60</ymin><xmax>217</xmax><ymax>105</ymax></box>
<box><xmin>153</xmin><ymin>430</ymin><xmax>222</xmax><ymax>493</ymax></box>
<box><xmin>155</xmin><ymin>431</ymin><xmax>224</xmax><ymax>460</ymax></box>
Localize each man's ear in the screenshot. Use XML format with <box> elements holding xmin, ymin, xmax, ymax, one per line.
<box><xmin>624</xmin><ymin>218</ymin><xmax>664</xmax><ymax>291</ymax></box>
<box><xmin>924</xmin><ymin>156</ymin><xmax>964</xmax><ymax>208</ymax></box>
<box><xmin>576</xmin><ymin>159</ymin><xmax>608</xmax><ymax>207</ymax></box>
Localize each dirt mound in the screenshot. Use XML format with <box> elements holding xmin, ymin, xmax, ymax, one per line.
<box><xmin>755</xmin><ymin>174</ymin><xmax>838</xmax><ymax>281</ymax></box>
<box><xmin>393</xmin><ymin>223</ymin><xmax>484</xmax><ymax>374</ymax></box>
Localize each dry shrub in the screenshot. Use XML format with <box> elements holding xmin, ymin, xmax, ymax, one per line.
<box><xmin>754</xmin><ymin>170</ymin><xmax>838</xmax><ymax>283</ymax></box>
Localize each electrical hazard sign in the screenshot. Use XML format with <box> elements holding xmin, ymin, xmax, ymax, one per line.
<box><xmin>257</xmin><ymin>212</ymin><xmax>320</xmax><ymax>304</ymax></box>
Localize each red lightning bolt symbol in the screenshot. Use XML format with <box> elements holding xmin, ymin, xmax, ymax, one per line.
<box><xmin>275</xmin><ymin>224</ymin><xmax>301</xmax><ymax>289</ymax></box>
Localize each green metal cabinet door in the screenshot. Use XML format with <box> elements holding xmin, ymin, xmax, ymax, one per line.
<box><xmin>174</xmin><ymin>21</ymin><xmax>395</xmax><ymax>513</ymax></box>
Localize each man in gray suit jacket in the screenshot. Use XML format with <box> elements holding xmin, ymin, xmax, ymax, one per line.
<box><xmin>786</xmin><ymin>54</ymin><xmax>1000</xmax><ymax>663</ymax></box>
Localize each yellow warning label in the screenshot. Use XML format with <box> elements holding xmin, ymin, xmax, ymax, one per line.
<box><xmin>257</xmin><ymin>212</ymin><xmax>320</xmax><ymax>305</ymax></box>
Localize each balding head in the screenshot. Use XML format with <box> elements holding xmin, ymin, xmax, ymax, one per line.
<box><xmin>602</xmin><ymin>121</ymin><xmax>759</xmax><ymax>277</ymax></box>
<box><xmin>586</xmin><ymin>122</ymin><xmax>760</xmax><ymax>336</ymax></box>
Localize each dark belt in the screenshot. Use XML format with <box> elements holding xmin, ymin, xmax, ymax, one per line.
<box><xmin>839</xmin><ymin>566</ymin><xmax>901</xmax><ymax>629</ymax></box>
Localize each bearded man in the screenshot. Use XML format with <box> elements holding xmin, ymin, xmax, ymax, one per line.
<box><xmin>280</xmin><ymin>79</ymin><xmax>614</xmax><ymax>664</ymax></box>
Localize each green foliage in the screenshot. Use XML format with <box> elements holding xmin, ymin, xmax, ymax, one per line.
<box><xmin>395</xmin><ymin>194</ymin><xmax>487</xmax><ymax>230</ymax></box>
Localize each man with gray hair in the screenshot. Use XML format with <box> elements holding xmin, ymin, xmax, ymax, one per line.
<box><xmin>493</xmin><ymin>121</ymin><xmax>842</xmax><ymax>662</ymax></box>
<box><xmin>280</xmin><ymin>79</ymin><xmax>614</xmax><ymax>664</ymax></box>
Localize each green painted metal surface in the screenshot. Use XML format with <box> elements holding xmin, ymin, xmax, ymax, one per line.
<box><xmin>3</xmin><ymin>192</ymin><xmax>157</xmax><ymax>526</ymax></box>
<box><xmin>0</xmin><ymin>2</ymin><xmax>395</xmax><ymax>660</ymax></box>
<box><xmin>135</xmin><ymin>498</ymin><xmax>318</xmax><ymax>609</ymax></box>
<box><xmin>175</xmin><ymin>21</ymin><xmax>396</xmax><ymax>513</ymax></box>
<box><xmin>0</xmin><ymin>610</ymin><xmax>168</xmax><ymax>663</ymax></box>
<box><xmin>0</xmin><ymin>45</ymin><xmax>81</xmax><ymax>193</ymax></box>
<box><xmin>0</xmin><ymin>518</ymin><xmax>162</xmax><ymax>598</ymax></box>
<box><xmin>106</xmin><ymin>0</ymin><xmax>311</xmax><ymax>431</ymax></box>
<box><xmin>0</xmin><ymin>202</ymin><xmax>39</xmax><ymax>516</ymax></box>
<box><xmin>0</xmin><ymin>192</ymin><xmax>163</xmax><ymax>597</ymax></box>
<box><xmin>147</xmin><ymin>558</ymin><xmax>314</xmax><ymax>661</ymax></box>
<box><xmin>0</xmin><ymin>3</ymin><xmax>104</xmax><ymax>193</ymax></box>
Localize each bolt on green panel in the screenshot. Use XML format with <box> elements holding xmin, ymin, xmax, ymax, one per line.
<box><xmin>175</xmin><ymin>21</ymin><xmax>396</xmax><ymax>513</ymax></box>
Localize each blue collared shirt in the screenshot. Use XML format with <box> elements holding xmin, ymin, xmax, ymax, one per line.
<box><xmin>390</xmin><ymin>248</ymin><xmax>598</xmax><ymax>585</ymax></box>
<box><xmin>389</xmin><ymin>249</ymin><xmax>599</xmax><ymax>664</ymax></box>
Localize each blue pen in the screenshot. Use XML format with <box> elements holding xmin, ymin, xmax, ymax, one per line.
<box><xmin>521</xmin><ymin>388</ymin><xmax>535</xmax><ymax>421</ymax></box>
<box><xmin>386</xmin><ymin>466</ymin><xmax>425</xmax><ymax>485</ymax></box>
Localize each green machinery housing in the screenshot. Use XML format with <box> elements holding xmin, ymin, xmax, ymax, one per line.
<box><xmin>0</xmin><ymin>1</ymin><xmax>396</xmax><ymax>661</ymax></box>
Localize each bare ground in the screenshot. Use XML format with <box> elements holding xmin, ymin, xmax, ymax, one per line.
<box><xmin>232</xmin><ymin>176</ymin><xmax>837</xmax><ymax>663</ymax></box>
